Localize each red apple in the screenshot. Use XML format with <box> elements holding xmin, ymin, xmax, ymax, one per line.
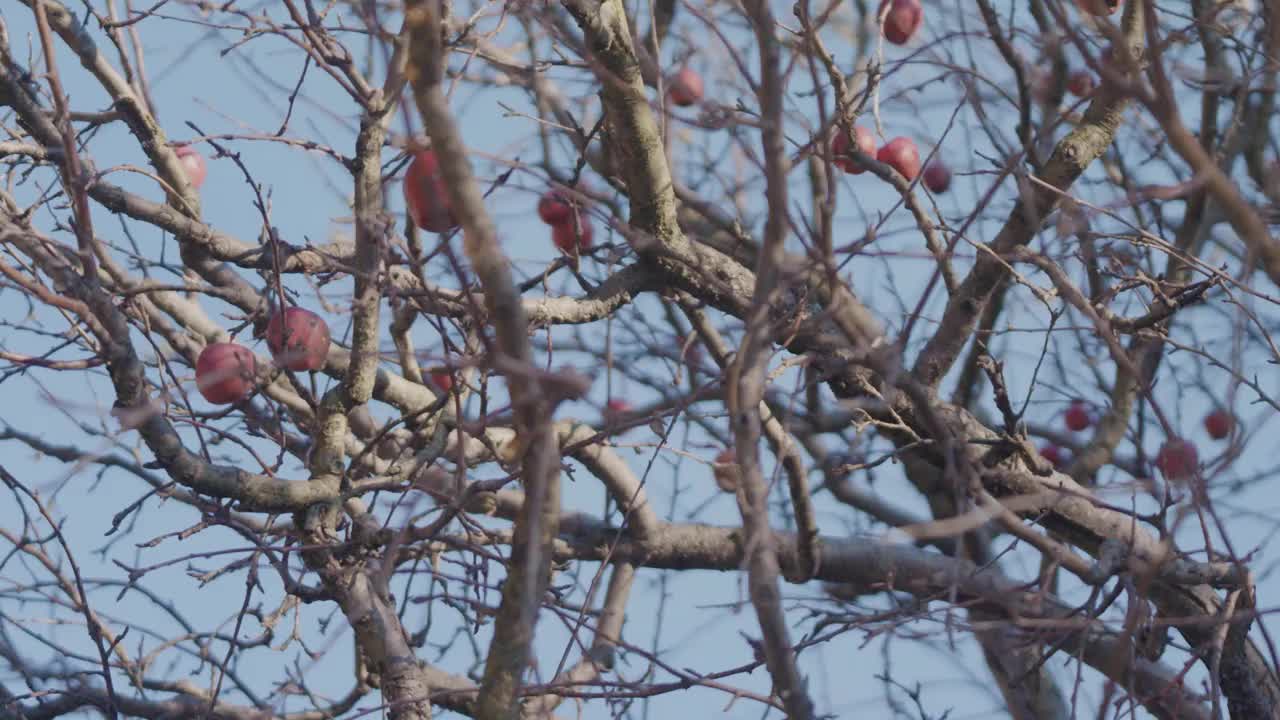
<box><xmin>667</xmin><ymin>67</ymin><xmax>704</xmax><ymax>107</ymax></box>
<box><xmin>1064</xmin><ymin>400</ymin><xmax>1092</xmax><ymax>432</ymax></box>
<box><xmin>876</xmin><ymin>137</ymin><xmax>921</xmax><ymax>181</ymax></box>
<box><xmin>1074</xmin><ymin>0</ymin><xmax>1120</xmax><ymax>15</ymax></box>
<box><xmin>831</xmin><ymin>125</ymin><xmax>877</xmax><ymax>174</ymax></box>
<box><xmin>175</xmin><ymin>145</ymin><xmax>207</xmax><ymax>190</ymax></box>
<box><xmin>1040</xmin><ymin>444</ymin><xmax>1066</xmax><ymax>469</ymax></box>
<box><xmin>430</xmin><ymin>369</ymin><xmax>453</xmax><ymax>392</ymax></box>
<box><xmin>1067</xmin><ymin>70</ymin><xmax>1096</xmax><ymax>97</ymax></box>
<box><xmin>922</xmin><ymin>161</ymin><xmax>951</xmax><ymax>193</ymax></box>
<box><xmin>1203</xmin><ymin>409</ymin><xmax>1233</xmax><ymax>440</ymax></box>
<box><xmin>879</xmin><ymin>0</ymin><xmax>923</xmax><ymax>45</ymax></box>
<box><xmin>552</xmin><ymin>216</ymin><xmax>593</xmax><ymax>255</ymax></box>
<box><xmin>403</xmin><ymin>149</ymin><xmax>458</xmax><ymax>233</ymax></box>
<box><xmin>537</xmin><ymin>190</ymin><xmax>573</xmax><ymax>226</ymax></box>
<box><xmin>1155</xmin><ymin>438</ymin><xmax>1199</xmax><ymax>481</ymax></box>
<box><xmin>266</xmin><ymin>307</ymin><xmax>331</xmax><ymax>372</ymax></box>
<box><xmin>712</xmin><ymin>448</ymin><xmax>738</xmax><ymax>493</ymax></box>
<box><xmin>196</xmin><ymin>342</ymin><xmax>256</xmax><ymax>404</ymax></box>
<box><xmin>603</xmin><ymin>399</ymin><xmax>631</xmax><ymax>423</ymax></box>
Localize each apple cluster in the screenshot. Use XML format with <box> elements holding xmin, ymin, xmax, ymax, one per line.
<box><xmin>854</xmin><ymin>0</ymin><xmax>1118</xmax><ymax>194</ymax></box>
<box><xmin>829</xmin><ymin>127</ymin><xmax>951</xmax><ymax>193</ymax></box>
<box><xmin>195</xmin><ymin>307</ymin><xmax>332</xmax><ymax>406</ymax></box>
<box><xmin>824</xmin><ymin>2</ymin><xmax>953</xmax><ymax>196</ymax></box>
<box><xmin>197</xmin><ymin>146</ymin><xmax>467</xmax><ymax>407</ymax></box>
<box><xmin>1039</xmin><ymin>395</ymin><xmax>1231</xmax><ymax>482</ymax></box>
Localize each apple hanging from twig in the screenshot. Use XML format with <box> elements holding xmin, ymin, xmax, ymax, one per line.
<box><xmin>404</xmin><ymin>149</ymin><xmax>459</xmax><ymax>233</ymax></box>
<box><xmin>1040</xmin><ymin>444</ymin><xmax>1066</xmax><ymax>469</ymax></box>
<box><xmin>879</xmin><ymin>0</ymin><xmax>923</xmax><ymax>45</ymax></box>
<box><xmin>430</xmin><ymin>369</ymin><xmax>454</xmax><ymax>392</ymax></box>
<box><xmin>266</xmin><ymin>307</ymin><xmax>331</xmax><ymax>372</ymax></box>
<box><xmin>1064</xmin><ymin>400</ymin><xmax>1092</xmax><ymax>432</ymax></box>
<box><xmin>923</xmin><ymin>161</ymin><xmax>951</xmax><ymax>193</ymax></box>
<box><xmin>1203</xmin><ymin>409</ymin><xmax>1233</xmax><ymax>440</ymax></box>
<box><xmin>175</xmin><ymin>145</ymin><xmax>207</xmax><ymax>190</ymax></box>
<box><xmin>831</xmin><ymin>125</ymin><xmax>877</xmax><ymax>174</ymax></box>
<box><xmin>877</xmin><ymin>137</ymin><xmax>921</xmax><ymax>181</ymax></box>
<box><xmin>1156</xmin><ymin>438</ymin><xmax>1199</xmax><ymax>482</ymax></box>
<box><xmin>538</xmin><ymin>190</ymin><xmax>574</xmax><ymax>226</ymax></box>
<box><xmin>552</xmin><ymin>217</ymin><xmax>594</xmax><ymax>255</ymax></box>
<box><xmin>196</xmin><ymin>342</ymin><xmax>256</xmax><ymax>404</ymax></box>
<box><xmin>667</xmin><ymin>67</ymin><xmax>704</xmax><ymax>107</ymax></box>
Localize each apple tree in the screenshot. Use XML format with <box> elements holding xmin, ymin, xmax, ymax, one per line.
<box><xmin>0</xmin><ymin>0</ymin><xmax>1277</xmax><ymax>718</ymax></box>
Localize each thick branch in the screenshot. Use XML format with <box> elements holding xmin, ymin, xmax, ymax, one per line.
<box><xmin>405</xmin><ymin>5</ymin><xmax>563</xmax><ymax>718</ymax></box>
